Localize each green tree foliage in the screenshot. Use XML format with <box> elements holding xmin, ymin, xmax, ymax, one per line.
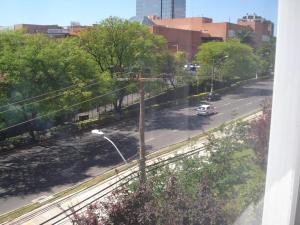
<box><xmin>196</xmin><ymin>40</ymin><xmax>259</xmax><ymax>83</ymax></box>
<box><xmin>156</xmin><ymin>51</ymin><xmax>195</xmax><ymax>88</ymax></box>
<box><xmin>80</xmin><ymin>17</ymin><xmax>166</xmax><ymax>112</ymax></box>
<box><xmin>156</xmin><ymin>51</ymin><xmax>178</xmax><ymax>89</ymax></box>
<box><xmin>72</xmin><ymin>177</ymin><xmax>226</xmax><ymax>225</ymax></box>
<box><xmin>246</xmin><ymin>97</ymin><xmax>272</xmax><ymax>168</ymax></box>
<box><xmin>205</xmin><ymin>124</ymin><xmax>265</xmax><ymax>221</ymax></box>
<box><xmin>174</xmin><ymin>51</ymin><xmax>192</xmax><ymax>86</ymax></box>
<box><xmin>235</xmin><ymin>28</ymin><xmax>255</xmax><ymax>45</ymax></box>
<box><xmin>0</xmin><ymin>31</ymin><xmax>106</xmax><ymax>139</ymax></box>
<box><xmin>255</xmin><ymin>38</ymin><xmax>276</xmax><ymax>75</ymax></box>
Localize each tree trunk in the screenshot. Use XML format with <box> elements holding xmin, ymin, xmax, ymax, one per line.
<box><xmin>169</xmin><ymin>75</ymin><xmax>177</xmax><ymax>89</ymax></box>
<box><xmin>21</xmin><ymin>107</ymin><xmax>36</xmax><ymax>141</ymax></box>
<box><xmin>117</xmin><ymin>96</ymin><xmax>124</xmax><ymax>111</ymax></box>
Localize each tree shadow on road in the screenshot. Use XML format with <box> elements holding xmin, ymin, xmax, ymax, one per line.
<box><xmin>229</xmin><ymin>87</ymin><xmax>273</xmax><ymax>99</ymax></box>
<box><xmin>0</xmin><ymin>133</ymin><xmax>138</xmax><ymax>199</ymax></box>
<box><xmin>144</xmin><ymin>103</ymin><xmax>211</xmax><ymax>132</ymax></box>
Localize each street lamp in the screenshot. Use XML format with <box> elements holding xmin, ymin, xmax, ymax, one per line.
<box><xmin>91</xmin><ymin>129</ymin><xmax>127</xmax><ymax>164</ymax></box>
<box><xmin>210</xmin><ymin>55</ymin><xmax>228</xmax><ymax>93</ymax></box>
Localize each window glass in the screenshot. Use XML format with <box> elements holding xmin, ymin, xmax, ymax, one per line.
<box><xmin>0</xmin><ymin>0</ymin><xmax>277</xmax><ymax>224</ymax></box>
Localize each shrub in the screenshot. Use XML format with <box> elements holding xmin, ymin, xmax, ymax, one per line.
<box><xmin>72</xmin><ymin>176</ymin><xmax>226</xmax><ymax>225</ymax></box>
<box><xmin>246</xmin><ymin>97</ymin><xmax>272</xmax><ymax>167</ymax></box>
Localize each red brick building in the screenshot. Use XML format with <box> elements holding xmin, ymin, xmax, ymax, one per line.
<box><xmin>68</xmin><ymin>25</ymin><xmax>90</xmax><ymax>36</ymax></box>
<box><xmin>237</xmin><ymin>14</ymin><xmax>274</xmax><ymax>47</ymax></box>
<box><xmin>13</xmin><ymin>14</ymin><xmax>274</xmax><ymax>59</ymax></box>
<box><xmin>14</xmin><ymin>23</ymin><xmax>91</xmax><ymax>38</ymax></box>
<box><xmin>14</xmin><ymin>24</ymin><xmax>69</xmax><ymax>38</ymax></box>
<box><xmin>148</xmin><ymin>14</ymin><xmax>274</xmax><ymax>58</ymax></box>
<box><xmin>149</xmin><ymin>25</ymin><xmax>221</xmax><ymax>59</ymax></box>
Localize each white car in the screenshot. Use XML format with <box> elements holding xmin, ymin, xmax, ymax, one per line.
<box><xmin>196</xmin><ymin>104</ymin><xmax>217</xmax><ymax>116</ymax></box>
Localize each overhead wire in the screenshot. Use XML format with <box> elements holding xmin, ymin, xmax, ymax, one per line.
<box><xmin>0</xmin><ymin>79</ymin><xmax>104</xmax><ymax>114</ymax></box>
<box><xmin>0</xmin><ymin>85</ymin><xmax>131</xmax><ymax>133</ymax></box>
<box><xmin>0</xmin><ymin>71</ymin><xmax>197</xmax><ymax>113</ymax></box>
<box><xmin>0</xmin><ymin>71</ymin><xmax>204</xmax><ymax>132</ymax></box>
<box><xmin>0</xmin><ymin>77</ymin><xmax>101</xmax><ymax>111</ymax></box>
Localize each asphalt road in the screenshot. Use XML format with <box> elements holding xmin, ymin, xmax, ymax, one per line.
<box><xmin>0</xmin><ymin>79</ymin><xmax>273</xmax><ymax>215</ymax></box>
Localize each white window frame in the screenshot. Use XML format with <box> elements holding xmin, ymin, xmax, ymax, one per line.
<box><xmin>262</xmin><ymin>0</ymin><xmax>300</xmax><ymax>224</ymax></box>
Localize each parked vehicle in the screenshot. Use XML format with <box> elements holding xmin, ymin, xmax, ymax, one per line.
<box><xmin>197</xmin><ymin>101</ymin><xmax>211</xmax><ymax>107</ymax></box>
<box><xmin>206</xmin><ymin>92</ymin><xmax>221</xmax><ymax>101</ymax></box>
<box><xmin>184</xmin><ymin>64</ymin><xmax>200</xmax><ymax>72</ymax></box>
<box><xmin>196</xmin><ymin>104</ymin><xmax>217</xmax><ymax>116</ymax></box>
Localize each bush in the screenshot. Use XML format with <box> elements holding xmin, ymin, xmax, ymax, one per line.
<box><xmin>72</xmin><ymin>176</ymin><xmax>226</xmax><ymax>225</ymax></box>
<box><xmin>76</xmin><ymin>118</ymin><xmax>99</xmax><ymax>130</ymax></box>
<box><xmin>246</xmin><ymin>97</ymin><xmax>272</xmax><ymax>167</ymax></box>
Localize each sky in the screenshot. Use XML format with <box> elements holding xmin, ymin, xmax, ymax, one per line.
<box><xmin>0</xmin><ymin>0</ymin><xmax>278</xmax><ymax>29</ymax></box>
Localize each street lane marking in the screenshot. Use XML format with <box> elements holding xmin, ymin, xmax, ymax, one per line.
<box><xmin>245</xmin><ymin>102</ymin><xmax>253</xmax><ymax>106</ymax></box>
<box><xmin>223</xmin><ymin>102</ymin><xmax>232</xmax><ymax>106</ymax></box>
<box><xmin>171</xmin><ymin>130</ymin><xmax>179</xmax><ymax>133</ymax></box>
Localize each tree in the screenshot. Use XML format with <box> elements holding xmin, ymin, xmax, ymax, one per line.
<box><xmin>0</xmin><ymin>31</ymin><xmax>106</xmax><ymax>140</ymax></box>
<box><xmin>174</xmin><ymin>51</ymin><xmax>190</xmax><ymax>86</ymax></box>
<box><xmin>80</xmin><ymin>17</ymin><xmax>166</xmax><ymax>113</ymax></box>
<box><xmin>255</xmin><ymin>37</ymin><xmax>276</xmax><ymax>75</ymax></box>
<box><xmin>196</xmin><ymin>40</ymin><xmax>259</xmax><ymax>83</ymax></box>
<box><xmin>156</xmin><ymin>51</ymin><xmax>177</xmax><ymax>89</ymax></box>
<box><xmin>246</xmin><ymin>97</ymin><xmax>272</xmax><ymax>167</ymax></box>
<box><xmin>72</xmin><ymin>177</ymin><xmax>226</xmax><ymax>225</ymax></box>
<box><xmin>235</xmin><ymin>28</ymin><xmax>255</xmax><ymax>46</ymax></box>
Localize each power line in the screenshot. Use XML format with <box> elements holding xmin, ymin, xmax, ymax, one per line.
<box><xmin>0</xmin><ymin>85</ymin><xmax>131</xmax><ymax>133</ymax></box>
<box><xmin>0</xmin><ymin>77</ymin><xmax>101</xmax><ymax>111</ymax></box>
<box><xmin>0</xmin><ymin>79</ymin><xmax>104</xmax><ymax>114</ymax></box>
<box><xmin>0</xmin><ymin>72</ymin><xmax>196</xmax><ymax>112</ymax></box>
<box><xmin>0</xmin><ymin>72</ymin><xmax>201</xmax><ymax>129</ymax></box>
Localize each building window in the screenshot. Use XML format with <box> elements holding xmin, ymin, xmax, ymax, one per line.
<box><xmin>228</xmin><ymin>29</ymin><xmax>236</xmax><ymax>38</ymax></box>
<box><xmin>262</xmin><ymin>35</ymin><xmax>270</xmax><ymax>42</ymax></box>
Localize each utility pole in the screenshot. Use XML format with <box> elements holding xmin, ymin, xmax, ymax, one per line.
<box><xmin>138</xmin><ymin>76</ymin><xmax>146</xmax><ymax>184</ymax></box>
<box><xmin>117</xmin><ymin>72</ymin><xmax>167</xmax><ymax>184</ymax></box>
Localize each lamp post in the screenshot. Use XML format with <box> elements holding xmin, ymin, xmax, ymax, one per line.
<box><xmin>91</xmin><ymin>129</ymin><xmax>127</xmax><ymax>164</ymax></box>
<box><xmin>210</xmin><ymin>55</ymin><xmax>228</xmax><ymax>93</ymax></box>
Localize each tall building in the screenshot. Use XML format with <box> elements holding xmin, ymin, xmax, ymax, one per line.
<box><xmin>136</xmin><ymin>0</ymin><xmax>186</xmax><ymax>19</ymax></box>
